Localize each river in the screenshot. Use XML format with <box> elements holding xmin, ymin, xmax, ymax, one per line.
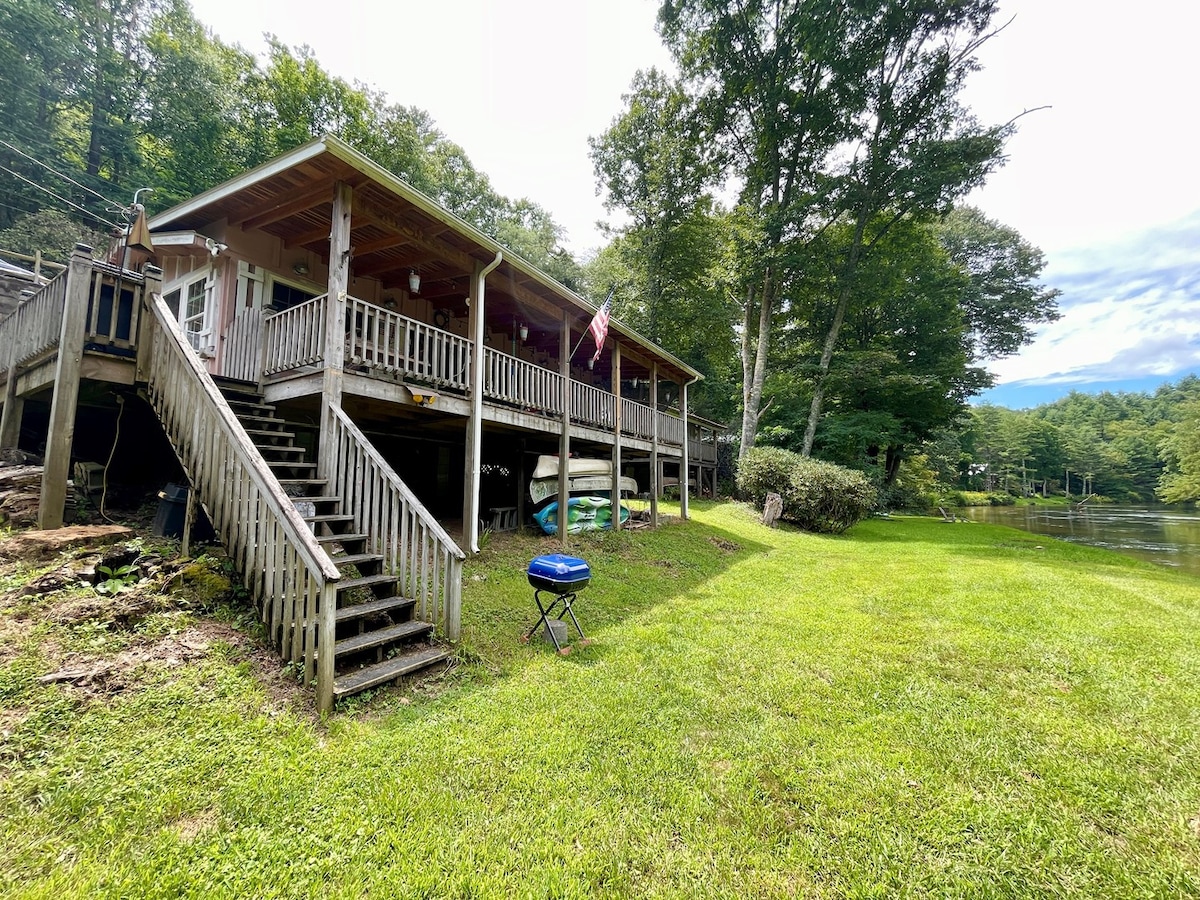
<box><xmin>963</xmin><ymin>504</ymin><xmax>1200</xmax><ymax>578</ymax></box>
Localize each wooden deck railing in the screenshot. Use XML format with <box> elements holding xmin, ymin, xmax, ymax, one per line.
<box><xmin>263</xmin><ymin>294</ymin><xmax>327</xmax><ymax>375</ymax></box>
<box><xmin>221</xmin><ymin>306</ymin><xmax>267</xmax><ymax>383</ymax></box>
<box><xmin>482</xmin><ymin>346</ymin><xmax>563</xmax><ymax>415</ymax></box>
<box><xmin>621</xmin><ymin>396</ymin><xmax>655</xmax><ymax>440</ymax></box>
<box><xmin>571</xmin><ymin>380</ymin><xmax>614</xmax><ymax>430</ymax></box>
<box><xmin>0</xmin><ymin>271</ymin><xmax>66</xmax><ymax>369</ymax></box>
<box><xmin>327</xmin><ymin>405</ymin><xmax>464</xmax><ymax>639</ymax></box>
<box><xmin>142</xmin><ymin>290</ymin><xmax>343</xmax><ymax>713</ymax></box>
<box><xmin>231</xmin><ymin>294</ymin><xmax>711</xmax><ymax>454</ymax></box>
<box><xmin>657</xmin><ymin>409</ymin><xmax>686</xmax><ymax>446</ymax></box>
<box><xmin>348</xmin><ymin>297</ymin><xmax>471</xmax><ymax>390</ymax></box>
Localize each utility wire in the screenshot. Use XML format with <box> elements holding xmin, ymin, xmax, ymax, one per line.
<box><xmin>0</xmin><ymin>163</ymin><xmax>120</xmax><ymax>229</ymax></box>
<box><xmin>0</xmin><ymin>137</ymin><xmax>124</xmax><ymax>209</ymax></box>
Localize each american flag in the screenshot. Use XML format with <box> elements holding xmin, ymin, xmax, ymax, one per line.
<box><xmin>589</xmin><ymin>289</ymin><xmax>614</xmax><ymax>364</ymax></box>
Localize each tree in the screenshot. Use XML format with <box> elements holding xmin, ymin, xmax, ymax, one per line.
<box><xmin>658</xmin><ymin>0</ymin><xmax>856</xmax><ymax>459</ymax></box>
<box><xmin>589</xmin><ymin>67</ymin><xmax>738</xmax><ymax>421</ymax></box>
<box><xmin>935</xmin><ymin>205</ymin><xmax>1060</xmax><ymax>360</ymax></box>
<box><xmin>1158</xmin><ymin>400</ymin><xmax>1200</xmax><ymax>504</ymax></box>
<box><xmin>799</xmin><ymin>0</ymin><xmax>1009</xmax><ymax>456</ymax></box>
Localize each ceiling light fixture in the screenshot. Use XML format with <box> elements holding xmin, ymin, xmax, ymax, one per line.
<box><xmin>408</xmin><ymin>269</ymin><xmax>421</xmax><ymax>293</ymax></box>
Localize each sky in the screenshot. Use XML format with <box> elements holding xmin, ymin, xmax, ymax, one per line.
<box><xmin>193</xmin><ymin>0</ymin><xmax>1199</xmax><ymax>409</ymax></box>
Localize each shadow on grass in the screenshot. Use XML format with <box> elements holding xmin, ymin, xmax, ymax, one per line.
<box><xmin>332</xmin><ymin>503</ymin><xmax>775</xmax><ymax>713</ymax></box>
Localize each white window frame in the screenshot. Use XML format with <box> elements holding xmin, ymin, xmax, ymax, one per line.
<box><xmin>163</xmin><ymin>265</ymin><xmax>215</xmax><ymax>357</ymax></box>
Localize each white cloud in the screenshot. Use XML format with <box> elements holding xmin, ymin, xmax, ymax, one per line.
<box><xmin>988</xmin><ymin>214</ymin><xmax>1200</xmax><ymax>387</ymax></box>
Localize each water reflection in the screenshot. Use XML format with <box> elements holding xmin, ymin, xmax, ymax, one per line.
<box><xmin>964</xmin><ymin>504</ymin><xmax>1200</xmax><ymax>577</ymax></box>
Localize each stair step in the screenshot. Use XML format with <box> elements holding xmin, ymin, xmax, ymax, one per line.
<box><xmin>335</xmin><ymin>594</ymin><xmax>415</xmax><ymax>624</ymax></box>
<box><xmin>278</xmin><ymin>478</ymin><xmax>328</xmax><ymax>490</ymax></box>
<box><xmin>315</xmin><ymin>532</ymin><xmax>368</xmax><ymax>546</ymax></box>
<box><xmin>235</xmin><ymin>413</ymin><xmax>288</xmax><ymax>428</ymax></box>
<box><xmin>336</xmin><ymin>573</ymin><xmax>398</xmax><ymax>594</ymax></box>
<box><xmin>304</xmin><ymin>513</ymin><xmax>355</xmax><ymax>526</ymax></box>
<box><xmin>257</xmin><ymin>444</ymin><xmax>306</xmax><ymax>457</ymax></box>
<box><xmin>268</xmin><ymin>460</ymin><xmax>317</xmax><ymax>472</ymax></box>
<box><xmin>333</xmin><ymin>647</ymin><xmax>450</xmax><ymax>700</ymax></box>
<box><xmin>334</xmin><ymin>619</ymin><xmax>433</xmax><ymax>657</ymax></box>
<box><xmin>303</xmin><ymin>495</ymin><xmax>342</xmax><ymax>506</ymax></box>
<box><xmin>245</xmin><ymin>428</ymin><xmax>297</xmax><ymax>441</ymax></box>
<box><xmin>331</xmin><ymin>552</ymin><xmax>382</xmax><ymax>568</ymax></box>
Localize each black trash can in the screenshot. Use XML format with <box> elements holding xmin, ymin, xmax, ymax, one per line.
<box><xmin>153</xmin><ymin>484</ymin><xmax>213</xmax><ymax>540</ymax></box>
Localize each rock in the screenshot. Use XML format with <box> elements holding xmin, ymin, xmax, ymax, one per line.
<box><xmin>0</xmin><ymin>524</ymin><xmax>133</xmax><ymax>561</ymax></box>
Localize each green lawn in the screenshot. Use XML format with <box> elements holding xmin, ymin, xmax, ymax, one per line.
<box><xmin>2</xmin><ymin>502</ymin><xmax>1199</xmax><ymax>898</ymax></box>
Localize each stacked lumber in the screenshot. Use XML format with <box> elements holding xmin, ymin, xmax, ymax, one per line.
<box><xmin>0</xmin><ymin>458</ymin><xmax>77</xmax><ymax>526</ymax></box>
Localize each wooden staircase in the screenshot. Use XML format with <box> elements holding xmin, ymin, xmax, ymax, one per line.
<box><xmin>216</xmin><ymin>380</ymin><xmax>451</xmax><ymax>701</ymax></box>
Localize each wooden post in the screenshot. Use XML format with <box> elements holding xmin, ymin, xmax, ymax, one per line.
<box><xmin>650</xmin><ymin>364</ymin><xmax>659</xmax><ymax>527</ymax></box>
<box><xmin>611</xmin><ymin>342</ymin><xmax>621</xmax><ymax>532</ymax></box>
<box><xmin>318</xmin><ymin>182</ymin><xmax>352</xmax><ymax>483</ymax></box>
<box><xmin>680</xmin><ymin>378</ymin><xmax>691</xmax><ymax>521</ymax></box>
<box><xmin>181</xmin><ymin>482</ymin><xmax>198</xmax><ymax>558</ymax></box>
<box><xmin>0</xmin><ymin>323</ymin><xmax>23</xmax><ymax>447</ymax></box>
<box><xmin>135</xmin><ymin>265</ymin><xmax>163</xmax><ymax>384</ymax></box>
<box><xmin>516</xmin><ymin>438</ymin><xmax>526</xmax><ymax>533</ymax></box>
<box><xmin>39</xmin><ymin>244</ymin><xmax>93</xmax><ymax>529</ymax></box>
<box><xmin>558</xmin><ymin>311</ymin><xmax>571</xmax><ymax>549</ymax></box>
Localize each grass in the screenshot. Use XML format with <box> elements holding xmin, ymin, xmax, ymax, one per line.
<box><xmin>2</xmin><ymin>502</ymin><xmax>1199</xmax><ymax>898</ymax></box>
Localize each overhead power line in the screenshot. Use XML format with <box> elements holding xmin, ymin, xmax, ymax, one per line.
<box><xmin>0</xmin><ymin>137</ymin><xmax>124</xmax><ymax>209</ymax></box>
<box><xmin>0</xmin><ymin>163</ymin><xmax>120</xmax><ymax>229</ymax></box>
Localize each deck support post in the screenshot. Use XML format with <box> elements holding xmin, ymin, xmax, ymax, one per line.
<box><xmin>516</xmin><ymin>438</ymin><xmax>527</xmax><ymax>533</ymax></box>
<box><xmin>680</xmin><ymin>378</ymin><xmax>692</xmax><ymax>520</ymax></box>
<box><xmin>318</xmin><ymin>182</ymin><xmax>352</xmax><ymax>483</ymax></box>
<box><xmin>0</xmin><ymin>366</ymin><xmax>23</xmax><ymax>450</ymax></box>
<box><xmin>611</xmin><ymin>342</ymin><xmax>621</xmax><ymax>532</ymax></box>
<box><xmin>39</xmin><ymin>244</ymin><xmax>93</xmax><ymax>529</ymax></box>
<box><xmin>463</xmin><ymin>252</ymin><xmax>501</xmax><ymax>553</ymax></box>
<box><xmin>650</xmin><ymin>363</ymin><xmax>659</xmax><ymax>527</ymax></box>
<box><xmin>558</xmin><ymin>311</ymin><xmax>571</xmax><ymax>549</ymax></box>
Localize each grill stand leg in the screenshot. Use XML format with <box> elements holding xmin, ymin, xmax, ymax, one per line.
<box><xmin>524</xmin><ymin>590</ymin><xmax>589</xmax><ymax>655</ymax></box>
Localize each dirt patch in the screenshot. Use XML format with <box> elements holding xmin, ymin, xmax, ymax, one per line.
<box><xmin>0</xmin><ymin>525</ymin><xmax>133</xmax><ymax>562</ymax></box>
<box><xmin>709</xmin><ymin>537</ymin><xmax>741</xmax><ymax>552</ymax></box>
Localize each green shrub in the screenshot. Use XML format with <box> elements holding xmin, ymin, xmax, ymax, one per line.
<box><xmin>737</xmin><ymin>447</ymin><xmax>877</xmax><ymax>534</ymax></box>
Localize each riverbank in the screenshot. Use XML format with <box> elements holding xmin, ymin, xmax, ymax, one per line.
<box><xmin>2</xmin><ymin>503</ymin><xmax>1198</xmax><ymax>897</ymax></box>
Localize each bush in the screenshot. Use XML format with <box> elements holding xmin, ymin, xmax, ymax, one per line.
<box><xmin>737</xmin><ymin>447</ymin><xmax>877</xmax><ymax>534</ymax></box>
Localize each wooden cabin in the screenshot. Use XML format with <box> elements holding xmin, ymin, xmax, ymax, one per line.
<box><xmin>0</xmin><ymin>135</ymin><xmax>719</xmax><ymax>710</ymax></box>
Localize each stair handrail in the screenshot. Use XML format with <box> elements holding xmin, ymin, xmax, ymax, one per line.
<box><xmin>141</xmin><ymin>289</ymin><xmax>343</xmax><ymax>711</ymax></box>
<box><xmin>327</xmin><ymin>403</ymin><xmax>465</xmax><ymax>639</ymax></box>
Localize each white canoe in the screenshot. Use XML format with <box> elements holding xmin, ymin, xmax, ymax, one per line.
<box><xmin>531</xmin><ymin>455</ymin><xmax>614</xmax><ymax>480</ymax></box>
<box><xmin>530</xmin><ymin>474</ymin><xmax>639</xmax><ymax>505</ymax></box>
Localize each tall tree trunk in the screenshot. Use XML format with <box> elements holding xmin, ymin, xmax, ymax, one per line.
<box><xmin>739</xmin><ymin>268</ymin><xmax>774</xmax><ymax>460</ymax></box>
<box><xmin>801</xmin><ymin>215</ymin><xmax>868</xmax><ymax>456</ymax></box>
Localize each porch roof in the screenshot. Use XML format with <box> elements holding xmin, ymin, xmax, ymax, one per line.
<box><xmin>147</xmin><ymin>135</ymin><xmax>702</xmax><ymax>385</ymax></box>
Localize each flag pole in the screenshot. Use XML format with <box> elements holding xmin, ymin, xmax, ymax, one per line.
<box><xmin>568</xmin><ymin>285</ymin><xmax>616</xmax><ymax>361</ymax></box>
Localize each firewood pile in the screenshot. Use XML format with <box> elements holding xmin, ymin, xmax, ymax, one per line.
<box><xmin>0</xmin><ymin>448</ymin><xmax>78</xmax><ymax>526</ymax></box>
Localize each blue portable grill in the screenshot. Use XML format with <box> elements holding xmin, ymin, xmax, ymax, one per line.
<box><xmin>524</xmin><ymin>554</ymin><xmax>591</xmax><ymax>654</ymax></box>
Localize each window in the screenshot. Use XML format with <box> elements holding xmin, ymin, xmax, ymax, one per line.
<box><xmin>163</xmin><ymin>267</ymin><xmax>214</xmax><ymax>355</ymax></box>
<box><xmin>268</xmin><ymin>275</ymin><xmax>319</xmax><ymax>312</ymax></box>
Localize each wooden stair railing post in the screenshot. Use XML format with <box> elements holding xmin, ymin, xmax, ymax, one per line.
<box><xmin>316</xmin><ymin>580</ymin><xmax>337</xmax><ymax>714</ymax></box>
<box><xmin>39</xmin><ymin>244</ymin><xmax>93</xmax><ymax>529</ymax></box>
<box><xmin>136</xmin><ymin>265</ymin><xmax>163</xmax><ymax>384</ymax></box>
